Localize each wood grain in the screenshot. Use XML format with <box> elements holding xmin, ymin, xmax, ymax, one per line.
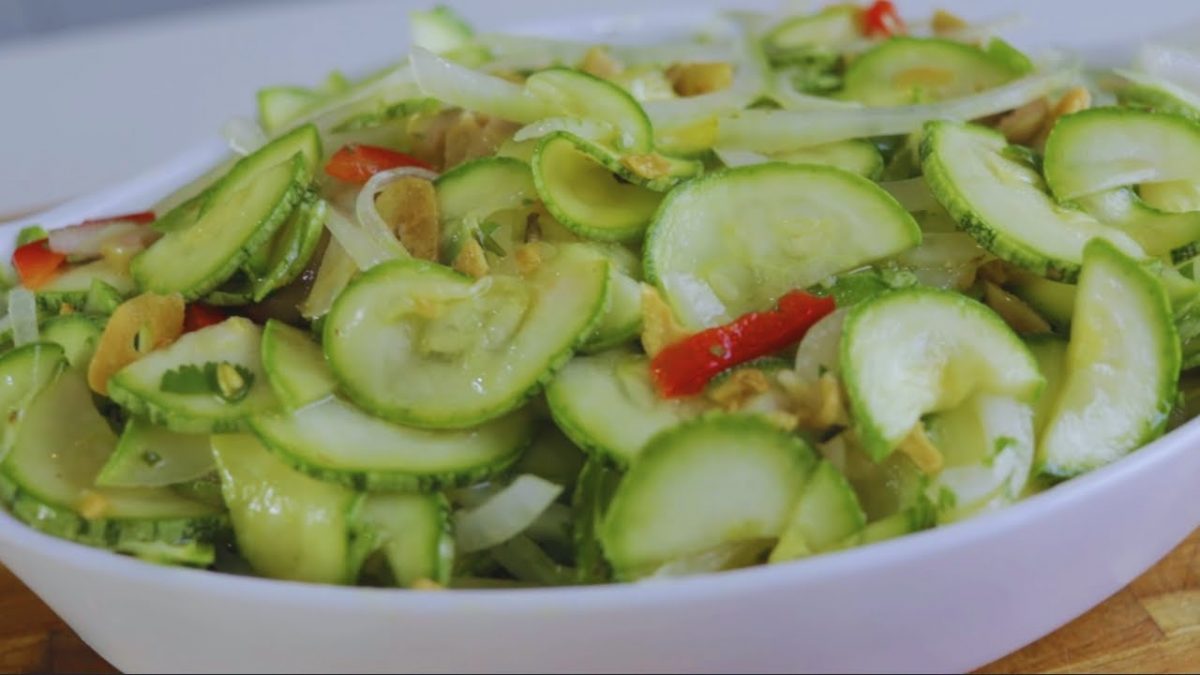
<box><xmin>3</xmin><ymin>531</ymin><xmax>1200</xmax><ymax>673</ymax></box>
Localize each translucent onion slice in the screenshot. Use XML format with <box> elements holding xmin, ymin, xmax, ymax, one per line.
<box><xmin>8</xmin><ymin>288</ymin><xmax>38</xmax><ymax>347</ymax></box>
<box><xmin>221</xmin><ymin>117</ymin><xmax>267</xmax><ymax>156</ymax></box>
<box><xmin>1137</xmin><ymin>43</ymin><xmax>1200</xmax><ymax>96</ymax></box>
<box><xmin>455</xmin><ymin>474</ymin><xmax>563</xmax><ymax>554</ymax></box>
<box><xmin>48</xmin><ymin>220</ymin><xmax>151</xmax><ymax>259</ymax></box>
<box><xmin>513</xmin><ymin>116</ymin><xmax>616</xmax><ymax>144</ymax></box>
<box><xmin>348</xmin><ymin>166</ymin><xmax>440</xmax><ymax>269</ymax></box>
<box><xmin>411</xmin><ymin>47</ymin><xmax>554</xmax><ymax>123</ymax></box>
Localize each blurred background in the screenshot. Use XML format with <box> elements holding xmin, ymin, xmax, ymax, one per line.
<box><xmin>0</xmin><ymin>1</ymin><xmax>266</xmax><ymax>43</ymax></box>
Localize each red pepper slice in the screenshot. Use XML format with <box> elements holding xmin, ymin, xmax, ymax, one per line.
<box><xmin>862</xmin><ymin>0</ymin><xmax>905</xmax><ymax>37</ymax></box>
<box><xmin>12</xmin><ymin>239</ymin><xmax>67</xmax><ymax>290</ymax></box>
<box><xmin>650</xmin><ymin>290</ymin><xmax>837</xmax><ymax>398</ymax></box>
<box><xmin>324</xmin><ymin>144</ymin><xmax>434</xmax><ymax>184</ymax></box>
<box><xmin>184</xmin><ymin>303</ymin><xmax>228</xmax><ymax>333</ymax></box>
<box><xmin>81</xmin><ymin>210</ymin><xmax>156</xmax><ymax>226</ymax></box>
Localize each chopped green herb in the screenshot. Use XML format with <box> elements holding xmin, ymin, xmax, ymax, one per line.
<box><xmin>160</xmin><ymin>362</ymin><xmax>255</xmax><ymax>402</ymax></box>
<box><xmin>16</xmin><ymin>226</ymin><xmax>47</xmax><ymax>247</ymax></box>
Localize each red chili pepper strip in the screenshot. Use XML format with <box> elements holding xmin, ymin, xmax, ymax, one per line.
<box><xmin>81</xmin><ymin>210</ymin><xmax>156</xmax><ymax>226</ymax></box>
<box><xmin>12</xmin><ymin>239</ymin><xmax>67</xmax><ymax>290</ymax></box>
<box><xmin>184</xmin><ymin>303</ymin><xmax>228</xmax><ymax>333</ymax></box>
<box><xmin>650</xmin><ymin>290</ymin><xmax>837</xmax><ymax>398</ymax></box>
<box><xmin>862</xmin><ymin>0</ymin><xmax>906</xmax><ymax>37</ymax></box>
<box><xmin>324</xmin><ymin>144</ymin><xmax>434</xmax><ymax>184</ymax></box>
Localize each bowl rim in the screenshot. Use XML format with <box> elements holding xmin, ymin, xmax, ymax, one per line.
<box><xmin>1</xmin><ymin>132</ymin><xmax>1198</xmax><ymax>609</ymax></box>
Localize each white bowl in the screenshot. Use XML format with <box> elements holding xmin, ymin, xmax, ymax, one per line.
<box><xmin>4</xmin><ymin>1</ymin><xmax>1200</xmax><ymax>672</ymax></box>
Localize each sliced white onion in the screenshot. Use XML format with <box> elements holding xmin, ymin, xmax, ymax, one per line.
<box><xmin>713</xmin><ymin>148</ymin><xmax>768</xmax><ymax>167</ymax></box>
<box><xmin>291</xmin><ymin>64</ymin><xmax>424</xmax><ymax>137</ymax></box>
<box><xmin>411</xmin><ymin>46</ymin><xmax>554</xmax><ymax>123</ymax></box>
<box><xmin>512</xmin><ymin>116</ymin><xmax>615</xmax><ymax>144</ymax></box>
<box><xmin>643</xmin><ymin>31</ymin><xmax>769</xmax><ymax>130</ymax></box>
<box><xmin>298</xmin><ymin>239</ymin><xmax>358</xmax><ymax>321</ymax></box>
<box><xmin>8</xmin><ymin>288</ymin><xmax>38</xmax><ymax>347</ymax></box>
<box><xmin>769</xmin><ymin>72</ymin><xmax>863</xmax><ymax>112</ymax></box>
<box><xmin>717</xmin><ymin>62</ymin><xmax>1080</xmax><ymax>153</ymax></box>
<box><xmin>455</xmin><ymin>474</ymin><xmax>563</xmax><ymax>554</ymax></box>
<box><xmin>48</xmin><ymin>220</ymin><xmax>151</xmax><ymax>259</ymax></box>
<box><xmin>1137</xmin><ymin>43</ymin><xmax>1200</xmax><ymax>97</ymax></box>
<box><xmin>221</xmin><ymin>116</ymin><xmax>267</xmax><ymax>156</ymax></box>
<box><xmin>349</xmin><ymin>166</ymin><xmax>440</xmax><ymax>269</ymax></box>
<box><xmin>325</xmin><ymin>207</ymin><xmax>403</xmax><ymax>272</ymax></box>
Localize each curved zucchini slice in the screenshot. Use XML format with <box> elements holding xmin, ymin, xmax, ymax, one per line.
<box><xmin>545</xmin><ymin>350</ymin><xmax>700</xmax><ymax>467</ymax></box>
<box><xmin>260</xmin><ymin>319</ymin><xmax>336</xmax><ymax>410</ymax></box>
<box><xmin>355</xmin><ymin>493</ymin><xmax>453</xmax><ymax>587</ymax></box>
<box><xmin>524</xmin><ymin>68</ymin><xmax>653</xmax><ymax>153</ymax></box>
<box><xmin>1038</xmin><ymin>240</ymin><xmax>1180</xmax><ymax>477</ymax></box>
<box><xmin>841</xmin><ymin>288</ymin><xmax>1044</xmax><ymax>460</ymax></box>
<box><xmin>325</xmin><ymin>243</ymin><xmax>608</xmax><ymax>429</ymax></box>
<box><xmin>250</xmin><ymin>191</ymin><xmax>328</xmax><ymax>301</ymax></box>
<box><xmin>769</xmin><ymin>460</ymin><xmax>866</xmax><ymax>562</ymax></box>
<box><xmin>1071</xmin><ymin>188</ymin><xmax>1200</xmax><ymax>261</ymax></box>
<box><xmin>250</xmin><ymin>397</ymin><xmax>533</xmax><ymax>491</ymax></box>
<box><xmin>108</xmin><ymin>318</ymin><xmax>278</xmax><ymax>433</ymax></box>
<box><xmin>1115</xmin><ymin>70</ymin><xmax>1200</xmax><ymax>123</ymax></box>
<box><xmin>39</xmin><ymin>315</ymin><xmax>102</xmax><ymax>368</ymax></box>
<box><xmin>96</xmin><ymin>419</ymin><xmax>214</xmax><ymax>488</ymax></box>
<box><xmin>132</xmin><ymin>156</ymin><xmax>305</xmax><ymax>299</ymax></box>
<box><xmin>0</xmin><ymin>344</ymin><xmax>67</xmax><ymax>464</ymax></box>
<box><xmin>600</xmin><ymin>415</ymin><xmax>816</xmax><ymax>580</ymax></box>
<box><xmin>762</xmin><ymin>5</ymin><xmax>860</xmax><ymax>58</ymax></box>
<box><xmin>38</xmin><ymin>260</ymin><xmax>135</xmax><ymax>307</ymax></box>
<box><xmin>645</xmin><ymin>163</ymin><xmax>920</xmax><ymax>329</ymax></box>
<box><xmin>921</xmin><ymin>120</ymin><xmax>1144</xmax><ymax>282</ymax></box>
<box><xmin>1005</xmin><ymin>268</ymin><xmax>1077</xmax><ymax>332</ymax></box>
<box><xmin>3</xmin><ymin>369</ymin><xmax>223</xmax><ymax>559</ymax></box>
<box><xmin>532</xmin><ymin>132</ymin><xmax>665</xmax><ymax>242</ymax></box>
<box><xmin>718</xmin><ymin>140</ymin><xmax>884</xmax><ymax>179</ymax></box>
<box><xmin>926</xmin><ymin>393</ymin><xmax>1035</xmax><ymax>522</ymax></box>
<box><xmin>212</xmin><ymin>433</ymin><xmax>360</xmax><ymax>584</ymax></box>
<box><xmin>434</xmin><ymin>157</ymin><xmax>537</xmax><ymax>262</ymax></box>
<box><xmin>1026</xmin><ymin>335</ymin><xmax>1069</xmax><ymax>437</ymax></box>
<box><xmin>1044</xmin><ymin>108</ymin><xmax>1200</xmax><ymax>201</ymax></box>
<box><xmin>841</xmin><ymin>38</ymin><xmax>1025</xmax><ymax>106</ymax></box>
<box><xmin>579</xmin><ymin>244</ymin><xmax>643</xmax><ymax>353</ymax></box>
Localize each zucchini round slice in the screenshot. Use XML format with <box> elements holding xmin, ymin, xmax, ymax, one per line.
<box><xmin>524</xmin><ymin>68</ymin><xmax>654</xmax><ymax>153</ymax></box>
<box><xmin>718</xmin><ymin>140</ymin><xmax>884</xmax><ymax>179</ymax></box>
<box><xmin>762</xmin><ymin>4</ymin><xmax>861</xmax><ymax>59</ymax></box>
<box><xmin>0</xmin><ymin>343</ymin><xmax>67</xmax><ymax>464</ymax></box>
<box><xmin>1038</xmin><ymin>240</ymin><xmax>1180</xmax><ymax>477</ymax></box>
<box><xmin>39</xmin><ymin>315</ymin><xmax>102</xmax><ymax>368</ymax></box>
<box><xmin>250</xmin><ymin>397</ymin><xmax>533</xmax><ymax>491</ymax></box>
<box><xmin>841</xmin><ymin>288</ymin><xmax>1044</xmax><ymax>460</ymax></box>
<box><xmin>260</xmin><ymin>319</ymin><xmax>336</xmax><ymax>411</ymax></box>
<box><xmin>251</xmin><ymin>191</ymin><xmax>328</xmax><ymax>301</ymax></box>
<box><xmin>532</xmin><ymin>132</ymin><xmax>665</xmax><ymax>242</ymax></box>
<box><xmin>108</xmin><ymin>317</ymin><xmax>279</xmax><ymax>433</ymax></box>
<box><xmin>354</xmin><ymin>493</ymin><xmax>453</xmax><ymax>587</ymax></box>
<box><xmin>4</xmin><ymin>369</ymin><xmax>223</xmax><ymax>557</ymax></box>
<box><xmin>769</xmin><ymin>460</ymin><xmax>866</xmax><ymax>562</ymax></box>
<box><xmin>96</xmin><ymin>419</ymin><xmax>215</xmax><ymax>489</ymax></box>
<box><xmin>325</xmin><ymin>243</ymin><xmax>608</xmax><ymax>429</ymax></box>
<box><xmin>1026</xmin><ymin>334</ymin><xmax>1069</xmax><ymax>437</ymax></box>
<box><xmin>841</xmin><ymin>38</ymin><xmax>1026</xmax><ymax>106</ymax></box>
<box><xmin>921</xmin><ymin>120</ymin><xmax>1144</xmax><ymax>282</ymax></box>
<box><xmin>645</xmin><ymin>162</ymin><xmax>920</xmax><ymax>329</ymax></box>
<box><xmin>38</xmin><ymin>260</ymin><xmax>135</xmax><ymax>306</ymax></box>
<box><xmin>212</xmin><ymin>433</ymin><xmax>360</xmax><ymax>584</ymax></box>
<box><xmin>1071</xmin><ymin>188</ymin><xmax>1200</xmax><ymax>261</ymax></box>
<box><xmin>1044</xmin><ymin>108</ymin><xmax>1200</xmax><ymax>201</ymax></box>
<box><xmin>600</xmin><ymin>414</ymin><xmax>817</xmax><ymax>579</ymax></box>
<box><xmin>579</xmin><ymin>244</ymin><xmax>643</xmax><ymax>353</ymax></box>
<box><xmin>435</xmin><ymin>157</ymin><xmax>537</xmax><ymax>262</ymax></box>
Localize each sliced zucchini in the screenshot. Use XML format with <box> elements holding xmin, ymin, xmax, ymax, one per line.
<box><xmin>1044</xmin><ymin>108</ymin><xmax>1200</xmax><ymax>201</ymax></box>
<box><xmin>1115</xmin><ymin>69</ymin><xmax>1200</xmax><ymax>123</ymax></box>
<box><xmin>1141</xmin><ymin>179</ymin><xmax>1200</xmax><ymax>214</ymax></box>
<box><xmin>600</xmin><ymin>414</ymin><xmax>816</xmax><ymax>579</ymax></box>
<box><xmin>512</xmin><ymin>426</ymin><xmax>586</xmax><ymax>490</ymax></box>
<box><xmin>645</xmin><ymin>163</ymin><xmax>920</xmax><ymax>329</ymax></box>
<box><xmin>1005</xmin><ymin>268</ymin><xmax>1076</xmax><ymax>331</ymax></box>
<box><xmin>524</xmin><ymin>68</ymin><xmax>653</xmax><ymax>153</ymax></box>
<box><xmin>1070</xmin><ymin>188</ymin><xmax>1200</xmax><ymax>261</ymax></box>
<box><xmin>841</xmin><ymin>288</ymin><xmax>1044</xmax><ymax>460</ymax></box>
<box><xmin>841</xmin><ymin>38</ymin><xmax>1025</xmax><ymax>106</ymax></box>
<box><xmin>96</xmin><ymin>419</ymin><xmax>214</xmax><ymax>488</ymax></box>
<box><xmin>83</xmin><ymin>279</ymin><xmax>126</xmax><ymax>316</ymax></box>
<box><xmin>38</xmin><ymin>259</ymin><xmax>135</xmax><ymax>308</ymax></box>
<box><xmin>251</xmin><ymin>192</ymin><xmax>328</xmax><ymax>301</ymax></box>
<box><xmin>579</xmin><ymin>245</ymin><xmax>643</xmax><ymax>353</ymax></box>
<box><xmin>921</xmin><ymin>120</ymin><xmax>1144</xmax><ymax>282</ymax></box>
<box><xmin>573</xmin><ymin>458</ymin><xmax>622</xmax><ymax>583</ymax></box>
<box><xmin>1038</xmin><ymin>240</ymin><xmax>1180</xmax><ymax>477</ymax></box>
<box><xmin>926</xmin><ymin>393</ymin><xmax>1035</xmax><ymax>522</ymax></box>
<box><xmin>355</xmin><ymin>493</ymin><xmax>453</xmax><ymax>586</ymax></box>
<box><xmin>39</xmin><ymin>314</ymin><xmax>102</xmax><ymax>368</ymax></box>
<box><xmin>108</xmin><ymin>318</ymin><xmax>278</xmax><ymax>433</ymax></box>
<box><xmin>762</xmin><ymin>5</ymin><xmax>861</xmax><ymax>59</ymax></box>
<box><xmin>250</xmin><ymin>396</ymin><xmax>532</xmax><ymax>491</ymax></box>
<box><xmin>546</xmin><ymin>350</ymin><xmax>700</xmax><ymax>467</ymax></box>
<box><xmin>258</xmin><ymin>86</ymin><xmax>319</xmax><ymax>134</ymax></box>
<box><xmin>769</xmin><ymin>461</ymin><xmax>866</xmax><ymax>563</ymax></box>
<box><xmin>4</xmin><ymin>369</ymin><xmax>223</xmax><ymax>558</ymax></box>
<box><xmin>1026</xmin><ymin>335</ymin><xmax>1068</xmax><ymax>437</ymax></box>
<box><xmin>325</xmin><ymin>243</ymin><xmax>608</xmax><ymax>429</ymax></box>
<box><xmin>434</xmin><ymin>157</ymin><xmax>537</xmax><ymax>262</ymax></box>
<box><xmin>212</xmin><ymin>433</ymin><xmax>360</xmax><ymax>584</ymax></box>
<box><xmin>0</xmin><ymin>344</ymin><xmax>67</xmax><ymax>463</ymax></box>
<box><xmin>410</xmin><ymin>5</ymin><xmax>475</xmax><ymax>54</ymax></box>
<box><xmin>132</xmin><ymin>156</ymin><xmax>305</xmax><ymax>299</ymax></box>
<box><xmin>260</xmin><ymin>319</ymin><xmax>336</xmax><ymax>410</ymax></box>
<box><xmin>531</xmin><ymin>132</ymin><xmax>665</xmax><ymax>242</ymax></box>
<box><xmin>718</xmin><ymin>140</ymin><xmax>884</xmax><ymax>179</ymax></box>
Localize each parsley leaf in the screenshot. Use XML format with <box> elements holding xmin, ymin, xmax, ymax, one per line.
<box><xmin>160</xmin><ymin>362</ymin><xmax>255</xmax><ymax>402</ymax></box>
<box><xmin>160</xmin><ymin>364</ymin><xmax>212</xmax><ymax>395</ymax></box>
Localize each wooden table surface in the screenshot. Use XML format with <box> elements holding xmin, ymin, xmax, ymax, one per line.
<box><xmin>3</xmin><ymin>530</ymin><xmax>1200</xmax><ymax>673</ymax></box>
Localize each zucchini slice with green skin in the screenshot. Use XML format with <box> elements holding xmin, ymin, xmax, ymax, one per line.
<box><xmin>762</xmin><ymin>4</ymin><xmax>861</xmax><ymax>59</ymax></box>
<box><xmin>0</xmin><ymin>344</ymin><xmax>66</xmax><ymax>464</ymax></box>
<box><xmin>96</xmin><ymin>419</ymin><xmax>214</xmax><ymax>489</ymax></box>
<box><xmin>39</xmin><ymin>315</ymin><xmax>102</xmax><ymax>368</ymax></box>
<box><xmin>1026</xmin><ymin>335</ymin><xmax>1069</xmax><ymax>437</ymax></box>
<box><xmin>132</xmin><ymin>155</ymin><xmax>305</xmax><ymax>299</ymax></box>
<box><xmin>921</xmin><ymin>120</ymin><xmax>1144</xmax><ymax>282</ymax></box>
<box><xmin>355</xmin><ymin>492</ymin><xmax>454</xmax><ymax>586</ymax></box>
<box><xmin>250</xmin><ymin>397</ymin><xmax>533</xmax><ymax>491</ymax></box>
<box><xmin>532</xmin><ymin>133</ymin><xmax>665</xmax><ymax>243</ymax></box>
<box><xmin>258</xmin><ymin>86</ymin><xmax>321</xmax><ymax>135</ymax></box>
<box><xmin>579</xmin><ymin>244</ymin><xmax>643</xmax><ymax>353</ymax></box>
<box><xmin>600</xmin><ymin>414</ymin><xmax>817</xmax><ymax>580</ymax></box>
<box><xmin>260</xmin><ymin>319</ymin><xmax>336</xmax><ymax>410</ymax></box>
<box><xmin>108</xmin><ymin>318</ymin><xmax>279</xmax><ymax>433</ymax></box>
<box><xmin>769</xmin><ymin>461</ymin><xmax>866</xmax><ymax>563</ymax></box>
<box><xmin>1116</xmin><ymin>70</ymin><xmax>1200</xmax><ymax>123</ymax></box>
<box><xmin>1043</xmin><ymin>108</ymin><xmax>1200</xmax><ymax>202</ymax></box>
<box><xmin>3</xmin><ymin>369</ymin><xmax>224</xmax><ymax>559</ymax></box>
<box><xmin>524</xmin><ymin>68</ymin><xmax>654</xmax><ymax>154</ymax></box>
<box><xmin>573</xmin><ymin>458</ymin><xmax>622</xmax><ymax>583</ymax></box>
<box><xmin>435</xmin><ymin>157</ymin><xmax>537</xmax><ymax>262</ymax></box>
<box><xmin>1005</xmin><ymin>269</ymin><xmax>1076</xmax><ymax>332</ymax></box>
<box><xmin>512</xmin><ymin>426</ymin><xmax>586</xmax><ymax>490</ymax></box>
<box><xmin>213</xmin><ymin>433</ymin><xmax>361</xmax><ymax>584</ymax></box>
<box><xmin>717</xmin><ymin>140</ymin><xmax>884</xmax><ymax>179</ymax></box>
<box><xmin>1070</xmin><ymin>188</ymin><xmax>1200</xmax><ymax>261</ymax></box>
<box><xmin>326</xmin><ymin>243</ymin><xmax>608</xmax><ymax>429</ymax></box>
<box><xmin>38</xmin><ymin>260</ymin><xmax>135</xmax><ymax>308</ymax></box>
<box><xmin>251</xmin><ymin>191</ymin><xmax>328</xmax><ymax>301</ymax></box>
<box><xmin>841</xmin><ymin>38</ymin><xmax>1026</xmax><ymax>107</ymax></box>
<box><xmin>546</xmin><ymin>350</ymin><xmax>702</xmax><ymax>467</ymax></box>
<box><xmin>841</xmin><ymin>288</ymin><xmax>1044</xmax><ymax>461</ymax></box>
<box><xmin>925</xmin><ymin>393</ymin><xmax>1035</xmax><ymax>522</ymax></box>
<box><xmin>215</xmin><ymin>123</ymin><xmax>323</xmax><ymax>191</ymax></box>
<box><xmin>645</xmin><ymin>162</ymin><xmax>920</xmax><ymax>329</ymax></box>
<box><xmin>1037</xmin><ymin>240</ymin><xmax>1180</xmax><ymax>477</ymax></box>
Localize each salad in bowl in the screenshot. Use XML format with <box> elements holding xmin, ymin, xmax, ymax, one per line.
<box><xmin>2</xmin><ymin>0</ymin><xmax>1200</xmax><ymax>595</ymax></box>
